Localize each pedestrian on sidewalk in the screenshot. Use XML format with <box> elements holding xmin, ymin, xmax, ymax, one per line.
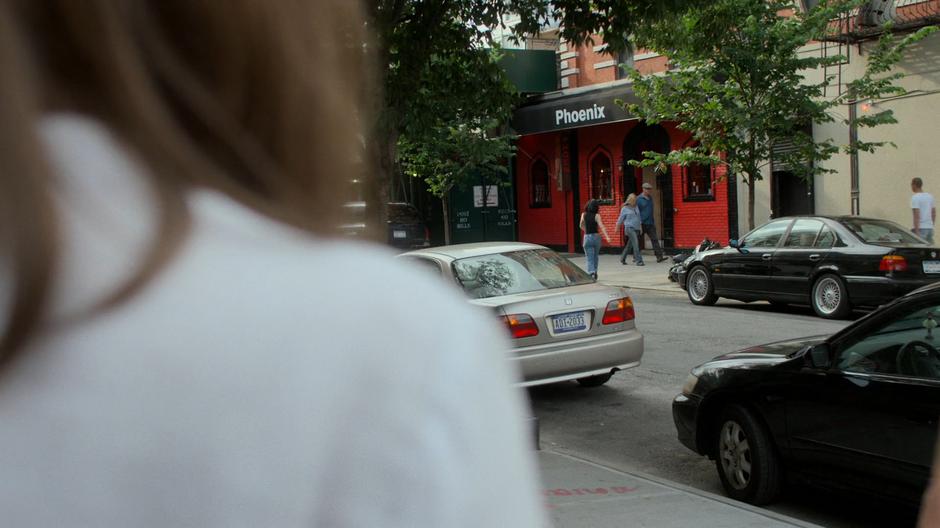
<box><xmin>638</xmin><ymin>182</ymin><xmax>668</xmax><ymax>263</ymax></box>
<box><xmin>0</xmin><ymin>2</ymin><xmax>546</xmax><ymax>527</ymax></box>
<box><xmin>912</xmin><ymin>177</ymin><xmax>936</xmax><ymax>243</ymax></box>
<box><xmin>580</xmin><ymin>199</ymin><xmax>612</xmax><ymax>280</ymax></box>
<box><xmin>615</xmin><ymin>193</ymin><xmax>644</xmax><ymax>266</ymax></box>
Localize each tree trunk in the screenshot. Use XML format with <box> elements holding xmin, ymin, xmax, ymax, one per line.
<box><xmin>441</xmin><ymin>194</ymin><xmax>451</xmax><ymax>245</ymax></box>
<box><xmin>747</xmin><ymin>173</ymin><xmax>756</xmax><ymax>231</ymax></box>
<box><xmin>370</xmin><ymin>124</ymin><xmax>399</xmax><ymax>242</ymax></box>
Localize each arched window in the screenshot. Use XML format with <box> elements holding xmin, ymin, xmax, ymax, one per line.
<box><xmin>590</xmin><ymin>151</ymin><xmax>613</xmax><ymax>202</ymax></box>
<box><xmin>530</xmin><ymin>158</ymin><xmax>551</xmax><ymax>208</ymax></box>
<box><xmin>682</xmin><ymin>140</ymin><xmax>715</xmax><ymax>201</ymax></box>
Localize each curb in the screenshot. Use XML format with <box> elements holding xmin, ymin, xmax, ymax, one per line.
<box><xmin>596</xmin><ymin>281</ymin><xmax>687</xmax><ymax>295</ymax></box>
<box><xmin>544</xmin><ymin>448</ymin><xmax>824</xmax><ymax>528</ymax></box>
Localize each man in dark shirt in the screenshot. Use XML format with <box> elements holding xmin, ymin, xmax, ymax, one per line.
<box><xmin>637</xmin><ymin>182</ymin><xmax>667</xmax><ymax>263</ymax></box>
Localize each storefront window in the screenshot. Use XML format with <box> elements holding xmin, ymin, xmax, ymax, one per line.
<box><xmin>684</xmin><ymin>163</ymin><xmax>714</xmax><ymax>201</ymax></box>
<box><xmin>530</xmin><ymin>159</ymin><xmax>551</xmax><ymax>208</ymax></box>
<box><xmin>590</xmin><ymin>152</ymin><xmax>613</xmax><ymax>203</ymax></box>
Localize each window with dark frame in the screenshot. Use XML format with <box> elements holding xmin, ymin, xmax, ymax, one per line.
<box><xmin>530</xmin><ymin>159</ymin><xmax>551</xmax><ymax>208</ymax></box>
<box><xmin>684</xmin><ymin>163</ymin><xmax>714</xmax><ymax>201</ymax></box>
<box><xmin>590</xmin><ymin>152</ymin><xmax>613</xmax><ymax>202</ymax></box>
<box><xmin>615</xmin><ymin>49</ymin><xmax>634</xmax><ymax>80</ymax></box>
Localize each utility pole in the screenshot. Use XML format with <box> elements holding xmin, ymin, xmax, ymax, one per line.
<box><xmin>848</xmin><ymin>97</ymin><xmax>860</xmax><ymax>216</ymax></box>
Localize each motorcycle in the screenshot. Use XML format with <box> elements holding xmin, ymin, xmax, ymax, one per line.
<box><xmin>668</xmin><ymin>238</ymin><xmax>722</xmax><ymax>282</ymax></box>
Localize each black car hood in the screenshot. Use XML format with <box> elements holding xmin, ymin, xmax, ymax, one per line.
<box><xmin>721</xmin><ymin>335</ymin><xmax>828</xmax><ymax>360</ymax></box>
<box><xmin>694</xmin><ymin>335</ymin><xmax>828</xmax><ymax>374</ymax></box>
<box><xmin>685</xmin><ymin>247</ymin><xmax>727</xmax><ymax>264</ymax></box>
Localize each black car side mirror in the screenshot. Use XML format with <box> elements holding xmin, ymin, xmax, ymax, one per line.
<box><xmin>729</xmin><ymin>239</ymin><xmax>749</xmax><ymax>254</ymax></box>
<box><xmin>806</xmin><ymin>343</ymin><xmax>831</xmax><ymax>369</ymax></box>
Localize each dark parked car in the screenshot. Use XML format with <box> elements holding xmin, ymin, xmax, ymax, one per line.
<box><xmin>673</xmin><ymin>283</ymin><xmax>940</xmax><ymax>506</ymax></box>
<box><xmin>386</xmin><ymin>202</ymin><xmax>430</xmax><ymax>249</ymax></box>
<box><xmin>340</xmin><ymin>201</ymin><xmax>430</xmax><ymax>249</ymax></box>
<box><xmin>677</xmin><ymin>216</ymin><xmax>940</xmax><ymax>318</ymax></box>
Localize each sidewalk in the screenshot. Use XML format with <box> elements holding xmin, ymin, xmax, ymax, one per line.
<box><xmin>540</xmin><ymin>449</ymin><xmax>821</xmax><ymax>528</ymax></box>
<box><xmin>564</xmin><ymin>251</ymin><xmax>686</xmax><ymax>294</ymax></box>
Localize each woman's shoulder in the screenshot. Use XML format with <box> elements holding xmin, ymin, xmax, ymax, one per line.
<box><xmin>188</xmin><ymin>191</ymin><xmax>460</xmax><ymax>308</ymax></box>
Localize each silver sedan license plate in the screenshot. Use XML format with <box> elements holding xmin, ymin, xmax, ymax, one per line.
<box><xmin>925</xmin><ymin>260</ymin><xmax>940</xmax><ymax>274</ymax></box>
<box><xmin>552</xmin><ymin>311</ymin><xmax>588</xmax><ymax>334</ymax></box>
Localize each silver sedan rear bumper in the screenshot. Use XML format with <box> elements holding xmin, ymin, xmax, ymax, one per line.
<box><xmin>510</xmin><ymin>329</ymin><xmax>644</xmax><ymax>387</ymax></box>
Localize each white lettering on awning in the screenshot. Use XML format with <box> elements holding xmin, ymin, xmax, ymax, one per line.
<box><xmin>553</xmin><ymin>104</ymin><xmax>608</xmax><ymax>126</ymax></box>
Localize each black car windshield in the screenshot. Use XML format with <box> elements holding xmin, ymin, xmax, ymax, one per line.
<box><xmin>841</xmin><ymin>218</ymin><xmax>923</xmax><ymax>244</ymax></box>
<box><xmin>453</xmin><ymin>249</ymin><xmax>594</xmax><ymax>299</ymax></box>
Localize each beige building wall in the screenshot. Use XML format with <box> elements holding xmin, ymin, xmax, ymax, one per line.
<box><xmin>737</xmin><ymin>30</ymin><xmax>940</xmax><ymax>235</ymax></box>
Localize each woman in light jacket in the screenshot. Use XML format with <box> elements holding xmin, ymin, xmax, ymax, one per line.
<box><xmin>0</xmin><ymin>2</ymin><xmax>545</xmax><ymax>526</ymax></box>
<box><xmin>615</xmin><ymin>193</ymin><xmax>644</xmax><ymax>266</ymax></box>
<box><xmin>580</xmin><ymin>199</ymin><xmax>612</xmax><ymax>280</ymax></box>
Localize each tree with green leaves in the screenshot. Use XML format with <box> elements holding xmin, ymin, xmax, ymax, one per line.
<box><xmin>399</xmin><ymin>119</ymin><xmax>515</xmax><ymax>244</ymax></box>
<box><xmin>366</xmin><ymin>0</ymin><xmax>706</xmax><ymax>237</ymax></box>
<box><xmin>622</xmin><ymin>0</ymin><xmax>937</xmax><ymax>230</ymax></box>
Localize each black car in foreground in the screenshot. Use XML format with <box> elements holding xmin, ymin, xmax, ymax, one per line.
<box><xmin>673</xmin><ymin>283</ymin><xmax>940</xmax><ymax>506</ymax></box>
<box><xmin>677</xmin><ymin>216</ymin><xmax>940</xmax><ymax>318</ymax></box>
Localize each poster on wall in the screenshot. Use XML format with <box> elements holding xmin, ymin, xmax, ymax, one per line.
<box><xmin>473</xmin><ymin>185</ymin><xmax>499</xmax><ymax>208</ymax></box>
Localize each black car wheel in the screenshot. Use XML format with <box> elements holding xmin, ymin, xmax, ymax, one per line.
<box><xmin>714</xmin><ymin>405</ymin><xmax>781</xmax><ymax>505</ymax></box>
<box><xmin>811</xmin><ymin>273</ymin><xmax>851</xmax><ymax>319</ymax></box>
<box><xmin>687</xmin><ymin>266</ymin><xmax>718</xmax><ymax>306</ymax></box>
<box><xmin>576</xmin><ymin>372</ymin><xmax>613</xmax><ymax>387</ymax></box>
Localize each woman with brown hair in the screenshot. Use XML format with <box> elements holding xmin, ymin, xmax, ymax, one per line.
<box><xmin>580</xmin><ymin>198</ymin><xmax>612</xmax><ymax>280</ymax></box>
<box><xmin>0</xmin><ymin>2</ymin><xmax>544</xmax><ymax>526</ymax></box>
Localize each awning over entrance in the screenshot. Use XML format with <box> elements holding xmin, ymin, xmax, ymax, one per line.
<box><xmin>511</xmin><ymin>83</ymin><xmax>642</xmax><ymax>135</ymax></box>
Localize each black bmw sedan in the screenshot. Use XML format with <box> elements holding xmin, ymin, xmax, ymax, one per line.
<box><xmin>673</xmin><ymin>283</ymin><xmax>940</xmax><ymax>506</ymax></box>
<box><xmin>677</xmin><ymin>216</ymin><xmax>940</xmax><ymax>318</ymax></box>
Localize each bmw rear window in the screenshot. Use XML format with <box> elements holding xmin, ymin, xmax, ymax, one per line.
<box><xmin>841</xmin><ymin>218</ymin><xmax>923</xmax><ymax>244</ymax></box>
<box><xmin>453</xmin><ymin>249</ymin><xmax>594</xmax><ymax>299</ymax></box>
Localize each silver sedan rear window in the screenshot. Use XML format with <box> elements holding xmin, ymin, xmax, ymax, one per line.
<box><xmin>453</xmin><ymin>249</ymin><xmax>593</xmax><ymax>299</ymax></box>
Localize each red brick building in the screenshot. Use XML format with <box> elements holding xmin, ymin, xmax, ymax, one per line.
<box><xmin>510</xmin><ymin>42</ymin><xmax>738</xmax><ymax>253</ymax></box>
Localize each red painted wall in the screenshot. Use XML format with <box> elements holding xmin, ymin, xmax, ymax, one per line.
<box><xmin>515</xmin><ymin>132</ymin><xmax>570</xmax><ymax>248</ymax></box>
<box><xmin>577</xmin><ymin>121</ymin><xmax>635</xmax><ymax>248</ymax></box>
<box><xmin>671</xmin><ymin>162</ymin><xmax>731</xmax><ymax>247</ymax></box>
<box><xmin>515</xmin><ymin>122</ymin><xmax>733</xmax><ymax>251</ymax></box>
<box><xmin>661</xmin><ymin>123</ymin><xmax>731</xmax><ymax>247</ymax></box>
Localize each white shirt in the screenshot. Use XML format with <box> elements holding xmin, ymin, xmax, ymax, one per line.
<box><xmin>0</xmin><ymin>116</ymin><xmax>545</xmax><ymax>528</ymax></box>
<box><xmin>912</xmin><ymin>191</ymin><xmax>936</xmax><ymax>229</ymax></box>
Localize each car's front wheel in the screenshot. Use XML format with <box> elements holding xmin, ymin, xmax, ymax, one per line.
<box><xmin>714</xmin><ymin>404</ymin><xmax>781</xmax><ymax>505</ymax></box>
<box><xmin>687</xmin><ymin>266</ymin><xmax>718</xmax><ymax>306</ymax></box>
<box><xmin>811</xmin><ymin>273</ymin><xmax>851</xmax><ymax>319</ymax></box>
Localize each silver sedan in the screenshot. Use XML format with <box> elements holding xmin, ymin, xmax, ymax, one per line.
<box><xmin>400</xmin><ymin>242</ymin><xmax>644</xmax><ymax>387</ymax></box>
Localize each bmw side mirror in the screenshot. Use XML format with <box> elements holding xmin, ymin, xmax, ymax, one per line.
<box><xmin>806</xmin><ymin>344</ymin><xmax>831</xmax><ymax>369</ymax></box>
<box><xmin>729</xmin><ymin>239</ymin><xmax>749</xmax><ymax>254</ymax></box>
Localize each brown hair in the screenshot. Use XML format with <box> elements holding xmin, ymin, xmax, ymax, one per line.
<box><xmin>0</xmin><ymin>1</ymin><xmax>373</xmax><ymax>358</ymax></box>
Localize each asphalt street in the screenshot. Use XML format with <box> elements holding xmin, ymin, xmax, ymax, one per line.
<box><xmin>528</xmin><ymin>288</ymin><xmax>922</xmax><ymax>528</ymax></box>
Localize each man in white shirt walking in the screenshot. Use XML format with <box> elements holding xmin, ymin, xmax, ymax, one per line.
<box><xmin>911</xmin><ymin>177</ymin><xmax>936</xmax><ymax>243</ymax></box>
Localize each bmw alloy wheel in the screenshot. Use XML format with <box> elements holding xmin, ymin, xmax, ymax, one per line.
<box><xmin>812</xmin><ymin>274</ymin><xmax>850</xmax><ymax>319</ymax></box>
<box><xmin>686</xmin><ymin>266</ymin><xmax>718</xmax><ymax>306</ymax></box>
<box><xmin>689</xmin><ymin>268</ymin><xmax>709</xmax><ymax>302</ymax></box>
